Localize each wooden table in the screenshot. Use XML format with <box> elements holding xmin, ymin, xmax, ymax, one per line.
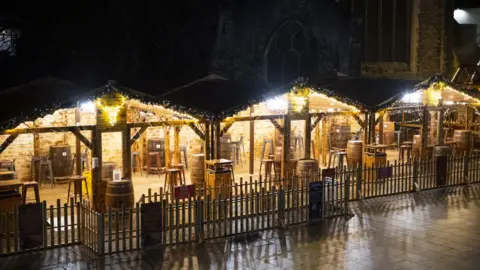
<box><xmin>206</xmin><ymin>159</ymin><xmax>233</xmax><ymax>197</ymax></box>
<box><xmin>365</xmin><ymin>144</ymin><xmax>388</xmax><ymax>154</ymax></box>
<box><xmin>0</xmin><ymin>179</ymin><xmax>23</xmax><ymax>191</ymax></box>
<box><xmin>0</xmin><ymin>171</ymin><xmax>15</xmax><ymax>181</ymax></box>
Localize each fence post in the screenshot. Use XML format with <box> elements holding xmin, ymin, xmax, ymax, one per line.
<box><xmin>277</xmin><ymin>186</ymin><xmax>286</xmax><ymax>228</ymax></box>
<box><xmin>195</xmin><ymin>197</ymin><xmax>204</xmax><ymax>243</ymax></box>
<box><xmin>356</xmin><ymin>166</ymin><xmax>362</xmax><ymax>200</ymax></box>
<box><xmin>344</xmin><ymin>171</ymin><xmax>353</xmax><ymax>217</ymax></box>
<box><xmin>97</xmin><ymin>213</ymin><xmax>104</xmax><ymax>255</ymax></box>
<box><xmin>464</xmin><ymin>154</ymin><xmax>470</xmax><ymax>185</ymax></box>
<box><xmin>413</xmin><ymin>160</ymin><xmax>419</xmax><ymax>192</ymax></box>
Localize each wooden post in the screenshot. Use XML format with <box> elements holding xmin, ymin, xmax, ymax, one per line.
<box><xmin>363</xmin><ymin>112</ymin><xmax>369</xmax><ymax>144</ymax></box>
<box><xmin>75</xmin><ymin>108</ymin><xmax>82</xmax><ymax>176</ymax></box>
<box><xmin>204</xmin><ymin>122</ymin><xmax>211</xmax><ymax>160</ymax></box>
<box><xmin>420</xmin><ymin>106</ymin><xmax>428</xmax><ymax>157</ymax></box>
<box><xmin>214</xmin><ymin>121</ymin><xmax>221</xmax><ymax>159</ymax></box>
<box><xmin>282</xmin><ymin>114</ymin><xmax>291</xmax><ymax>178</ymax></box>
<box><xmin>249</xmin><ymin>106</ymin><xmax>254</xmax><ymax>174</ymax></box>
<box><xmin>378</xmin><ymin>112</ymin><xmax>384</xmax><ymax>144</ymax></box>
<box><xmin>91</xmin><ymin>127</ymin><xmax>103</xmax><ymax>211</ymax></box>
<box><xmin>304</xmin><ymin>114</ymin><xmax>312</xmax><ymax>159</ymax></box>
<box><xmin>173</xmin><ymin>126</ymin><xmax>181</xmax><ymax>164</ymax></box>
<box><xmin>315</xmin><ymin>120</ymin><xmax>320</xmax><ymax>161</ymax></box>
<box><xmin>164</xmin><ymin>126</ymin><xmax>171</xmax><ymax>168</ymax></box>
<box><xmin>321</xmin><ymin>117</ymin><xmax>328</xmax><ymax>166</ymax></box>
<box><xmin>466</xmin><ymin>106</ymin><xmax>473</xmax><ymax>130</ymax></box>
<box><xmin>369</xmin><ymin>111</ymin><xmax>376</xmax><ymax>144</ymax></box>
<box><xmin>122</xmin><ymin>127</ymin><xmax>132</xmax><ymax>179</ymax></box>
<box><xmin>437</xmin><ymin>102</ymin><xmax>445</xmax><ymax>145</ymax></box>
<box><xmin>210</xmin><ymin>122</ymin><xmax>215</xmax><ymax>159</ymax></box>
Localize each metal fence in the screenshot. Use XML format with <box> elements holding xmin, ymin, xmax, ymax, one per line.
<box><xmin>2</xmin><ymin>152</ymin><xmax>480</xmax><ymax>256</ymax></box>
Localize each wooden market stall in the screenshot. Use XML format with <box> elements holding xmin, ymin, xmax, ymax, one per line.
<box><xmin>0</xmin><ymin>78</ymin><xmax>206</xmax><ymax>212</ymax></box>
<box><xmin>373</xmin><ymin>75</ymin><xmax>480</xmax><ymax>162</ymax></box>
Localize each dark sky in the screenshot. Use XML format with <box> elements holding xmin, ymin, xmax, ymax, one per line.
<box><xmin>0</xmin><ymin>0</ymin><xmax>479</xmax><ymax>92</ymax></box>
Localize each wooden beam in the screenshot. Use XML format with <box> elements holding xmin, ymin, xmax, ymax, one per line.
<box><xmin>75</xmin><ymin>108</ymin><xmax>82</xmax><ymax>175</ymax></box>
<box><xmin>437</xmin><ymin>103</ymin><xmax>445</xmax><ymax>145</ymax></box>
<box><xmin>282</xmin><ymin>114</ymin><xmax>291</xmax><ymax>178</ymax></box>
<box><xmin>204</xmin><ymin>122</ymin><xmax>211</xmax><ymax>160</ymax></box>
<box><xmin>214</xmin><ymin>121</ymin><xmax>221</xmax><ymax>159</ymax></box>
<box><xmin>231</xmin><ymin>114</ymin><xmax>284</xmax><ymax>122</ymax></box>
<box><xmin>3</xmin><ymin>125</ymin><xmax>95</xmax><ymax>135</ymax></box>
<box><xmin>71</xmin><ymin>128</ymin><xmax>92</xmax><ymax>150</ymax></box>
<box><xmin>128</xmin><ymin>119</ymin><xmax>198</xmax><ymax>128</ymax></box>
<box><xmin>173</xmin><ymin>126</ymin><xmax>181</xmax><ymax>164</ymax></box>
<box><xmin>351</xmin><ymin>114</ymin><xmax>364</xmax><ymax>127</ymax></box>
<box><xmin>269</xmin><ymin>118</ymin><xmax>284</xmax><ymax>134</ymax></box>
<box><xmin>165</xmin><ymin>127</ymin><xmax>171</xmax><ymax>168</ymax></box>
<box><xmin>123</xmin><ymin>127</ymin><xmax>132</xmax><ymax>179</ymax></box>
<box><xmin>311</xmin><ymin>114</ymin><xmax>324</xmax><ymax>130</ymax></box>
<box><xmin>398</xmin><ymin>123</ymin><xmax>422</xmax><ymax>129</ymax></box>
<box><xmin>249</xmin><ymin>106</ymin><xmax>254</xmax><ymax>175</ymax></box>
<box><xmin>220</xmin><ymin>122</ymin><xmax>233</xmax><ymax>137</ymax></box>
<box><xmin>420</xmin><ymin>106</ymin><xmax>429</xmax><ymax>158</ymax></box>
<box><xmin>378</xmin><ymin>113</ymin><xmax>384</xmax><ymax>144</ymax></box>
<box><xmin>188</xmin><ymin>123</ymin><xmax>205</xmax><ymax>141</ymax></box>
<box><xmin>305</xmin><ymin>113</ymin><xmax>312</xmax><ymax>159</ymax></box>
<box><xmin>130</xmin><ymin>126</ymin><xmax>148</xmax><ymax>144</ymax></box>
<box><xmin>0</xmin><ymin>134</ymin><xmax>18</xmax><ymax>155</ymax></box>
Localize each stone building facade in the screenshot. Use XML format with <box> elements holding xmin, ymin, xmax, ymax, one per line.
<box><xmin>210</xmin><ymin>0</ymin><xmax>362</xmax><ymax>86</ymax></box>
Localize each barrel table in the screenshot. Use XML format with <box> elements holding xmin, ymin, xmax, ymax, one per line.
<box><xmin>190</xmin><ymin>154</ymin><xmax>205</xmax><ymax>188</ymax></box>
<box><xmin>331</xmin><ymin>125</ymin><xmax>351</xmax><ymax>149</ymax></box>
<box><xmin>49</xmin><ymin>145</ymin><xmax>72</xmax><ymax>178</ymax></box>
<box><xmin>346</xmin><ymin>140</ymin><xmax>363</xmax><ymax>168</ymax></box>
<box><xmin>454</xmin><ymin>130</ymin><xmax>472</xmax><ymax>155</ymax></box>
<box><xmin>105</xmin><ymin>180</ymin><xmax>135</xmax><ymax>210</ymax></box>
<box><xmin>296</xmin><ymin>159</ymin><xmax>319</xmax><ymax>177</ymax></box>
<box><xmin>220</xmin><ymin>134</ymin><xmax>233</xmax><ymax>160</ymax></box>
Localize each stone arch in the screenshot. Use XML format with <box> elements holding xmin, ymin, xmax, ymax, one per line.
<box><xmin>264</xmin><ymin>19</ymin><xmax>317</xmax><ymax>85</ymax></box>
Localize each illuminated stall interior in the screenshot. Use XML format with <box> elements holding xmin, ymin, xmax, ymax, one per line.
<box><xmin>377</xmin><ymin>75</ymin><xmax>480</xmax><ymax>161</ymax></box>
<box><xmin>0</xmin><ymin>78</ymin><xmax>204</xmax><ymax>208</ymax></box>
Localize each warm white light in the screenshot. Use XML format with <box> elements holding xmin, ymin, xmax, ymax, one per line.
<box><xmin>454</xmin><ymin>9</ymin><xmax>471</xmax><ymax>24</ymax></box>
<box><xmin>80</xmin><ymin>101</ymin><xmax>95</xmax><ymax>113</ymax></box>
<box><xmin>402</xmin><ymin>92</ymin><xmax>421</xmax><ymax>103</ymax></box>
<box><xmin>444</xmin><ymin>100</ymin><xmax>454</xmax><ymax>105</ymax></box>
<box><xmin>327</xmin><ymin>108</ymin><xmax>335</xmax><ymax>112</ymax></box>
<box><xmin>266</xmin><ymin>97</ymin><xmax>287</xmax><ymax>112</ymax></box>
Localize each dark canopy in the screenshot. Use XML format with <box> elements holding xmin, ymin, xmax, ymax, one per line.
<box><xmin>319</xmin><ymin>77</ymin><xmax>421</xmax><ymax>109</ymax></box>
<box><xmin>158</xmin><ymin>75</ymin><xmax>283</xmax><ymax>118</ymax></box>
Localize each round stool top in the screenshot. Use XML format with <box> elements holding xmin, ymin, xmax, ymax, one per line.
<box><xmin>148</xmin><ymin>151</ymin><xmax>161</xmax><ymax>156</ymax></box>
<box><xmin>167</xmin><ymin>168</ymin><xmax>181</xmax><ymax>173</ymax></box>
<box><xmin>23</xmin><ymin>181</ymin><xmax>38</xmax><ymax>186</ymax></box>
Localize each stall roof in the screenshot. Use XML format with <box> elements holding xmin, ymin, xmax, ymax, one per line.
<box><xmin>158</xmin><ymin>74</ymin><xmax>283</xmax><ymax>118</ymax></box>
<box><xmin>318</xmin><ymin>76</ymin><xmax>421</xmax><ymax>109</ymax></box>
<box><xmin>159</xmin><ymin>74</ymin><xmax>367</xmax><ymax>118</ymax></box>
<box><xmin>0</xmin><ymin>78</ymin><xmax>158</xmax><ymax>131</ymax></box>
<box><xmin>376</xmin><ymin>75</ymin><xmax>480</xmax><ymax>110</ymax></box>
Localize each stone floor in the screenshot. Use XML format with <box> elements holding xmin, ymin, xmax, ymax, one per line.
<box><xmin>2</xmin><ymin>185</ymin><xmax>480</xmax><ymax>269</ymax></box>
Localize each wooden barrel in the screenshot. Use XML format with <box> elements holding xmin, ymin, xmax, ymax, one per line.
<box><xmin>412</xmin><ymin>135</ymin><xmax>421</xmax><ymax>158</ymax></box>
<box><xmin>331</xmin><ymin>125</ymin><xmax>351</xmax><ymax>149</ymax></box>
<box><xmin>190</xmin><ymin>154</ymin><xmax>205</xmax><ymax>187</ymax></box>
<box><xmin>384</xmin><ymin>132</ymin><xmax>395</xmax><ymax>145</ymax></box>
<box><xmin>346</xmin><ymin>140</ymin><xmax>363</xmax><ymax>168</ymax></box>
<box><xmin>105</xmin><ymin>180</ymin><xmax>135</xmax><ymax>210</ymax></box>
<box><xmin>454</xmin><ymin>130</ymin><xmax>472</xmax><ymax>154</ymax></box>
<box><xmin>219</xmin><ymin>134</ymin><xmax>232</xmax><ymax>160</ymax></box>
<box><xmin>148</xmin><ymin>138</ymin><xmax>165</xmax><ymax>151</ymax></box>
<box><xmin>102</xmin><ymin>162</ymin><xmax>117</xmax><ymax>180</ymax></box>
<box><xmin>49</xmin><ymin>145</ymin><xmax>72</xmax><ymax>177</ymax></box>
<box><xmin>296</xmin><ymin>159</ymin><xmax>319</xmax><ymax>176</ymax></box>
<box><xmin>433</xmin><ymin>145</ymin><xmax>451</xmax><ymax>157</ymax></box>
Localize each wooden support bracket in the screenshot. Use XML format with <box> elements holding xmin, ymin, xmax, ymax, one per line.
<box><xmin>311</xmin><ymin>114</ymin><xmax>324</xmax><ymax>131</ymax></box>
<box><xmin>71</xmin><ymin>128</ymin><xmax>92</xmax><ymax>150</ymax></box>
<box><xmin>130</xmin><ymin>126</ymin><xmax>148</xmax><ymax>144</ymax></box>
<box><xmin>351</xmin><ymin>114</ymin><xmax>364</xmax><ymax>127</ymax></box>
<box><xmin>374</xmin><ymin>111</ymin><xmax>385</xmax><ymax>127</ymax></box>
<box><xmin>188</xmin><ymin>123</ymin><xmax>205</xmax><ymax>141</ymax></box>
<box><xmin>0</xmin><ymin>134</ymin><xmax>18</xmax><ymax>155</ymax></box>
<box><xmin>220</xmin><ymin>122</ymin><xmax>233</xmax><ymax>137</ymax></box>
<box><xmin>269</xmin><ymin>118</ymin><xmax>284</xmax><ymax>134</ymax></box>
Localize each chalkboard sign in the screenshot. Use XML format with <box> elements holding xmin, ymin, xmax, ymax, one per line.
<box><xmin>309</xmin><ymin>181</ymin><xmax>323</xmax><ymax>221</ymax></box>
<box><xmin>321</xmin><ymin>168</ymin><xmax>335</xmax><ymax>181</ymax></box>
<box><xmin>377</xmin><ymin>167</ymin><xmax>393</xmax><ymax>179</ymax></box>
<box><xmin>19</xmin><ymin>203</ymin><xmax>44</xmax><ymax>250</ymax></box>
<box><xmin>436</xmin><ymin>156</ymin><xmax>447</xmax><ymax>186</ymax></box>
<box><xmin>174</xmin><ymin>184</ymin><xmax>195</xmax><ymax>200</ymax></box>
<box><xmin>141</xmin><ymin>202</ymin><xmax>163</xmax><ymax>248</ymax></box>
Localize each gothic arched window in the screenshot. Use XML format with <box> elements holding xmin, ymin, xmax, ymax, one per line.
<box><xmin>265</xmin><ymin>20</ymin><xmax>316</xmax><ymax>85</ymax></box>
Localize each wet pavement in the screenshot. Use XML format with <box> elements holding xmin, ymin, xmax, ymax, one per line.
<box><xmin>2</xmin><ymin>186</ymin><xmax>480</xmax><ymax>269</ymax></box>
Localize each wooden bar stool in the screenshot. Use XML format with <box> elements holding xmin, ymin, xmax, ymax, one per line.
<box><xmin>132</xmin><ymin>151</ymin><xmax>142</xmax><ymax>175</ymax></box>
<box><xmin>259</xmin><ymin>159</ymin><xmax>276</xmax><ymax>181</ymax></box>
<box><xmin>22</xmin><ymin>181</ymin><xmax>40</xmax><ymax>203</ymax></box>
<box><xmin>171</xmin><ymin>164</ymin><xmax>186</xmax><ymax>184</ymax></box>
<box><xmin>260</xmin><ymin>138</ymin><xmax>274</xmax><ymax>160</ymax></box>
<box><xmin>328</xmin><ymin>148</ymin><xmax>347</xmax><ymax>168</ymax></box>
<box><xmin>179</xmin><ymin>144</ymin><xmax>188</xmax><ymax>169</ymax></box>
<box><xmin>398</xmin><ymin>145</ymin><xmax>412</xmax><ymax>161</ymax></box>
<box><xmin>147</xmin><ymin>152</ymin><xmax>162</xmax><ymax>177</ymax></box>
<box><xmin>164</xmin><ymin>169</ymin><xmax>183</xmax><ymax>193</ymax></box>
<box><xmin>67</xmin><ymin>175</ymin><xmax>89</xmax><ymax>203</ymax></box>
